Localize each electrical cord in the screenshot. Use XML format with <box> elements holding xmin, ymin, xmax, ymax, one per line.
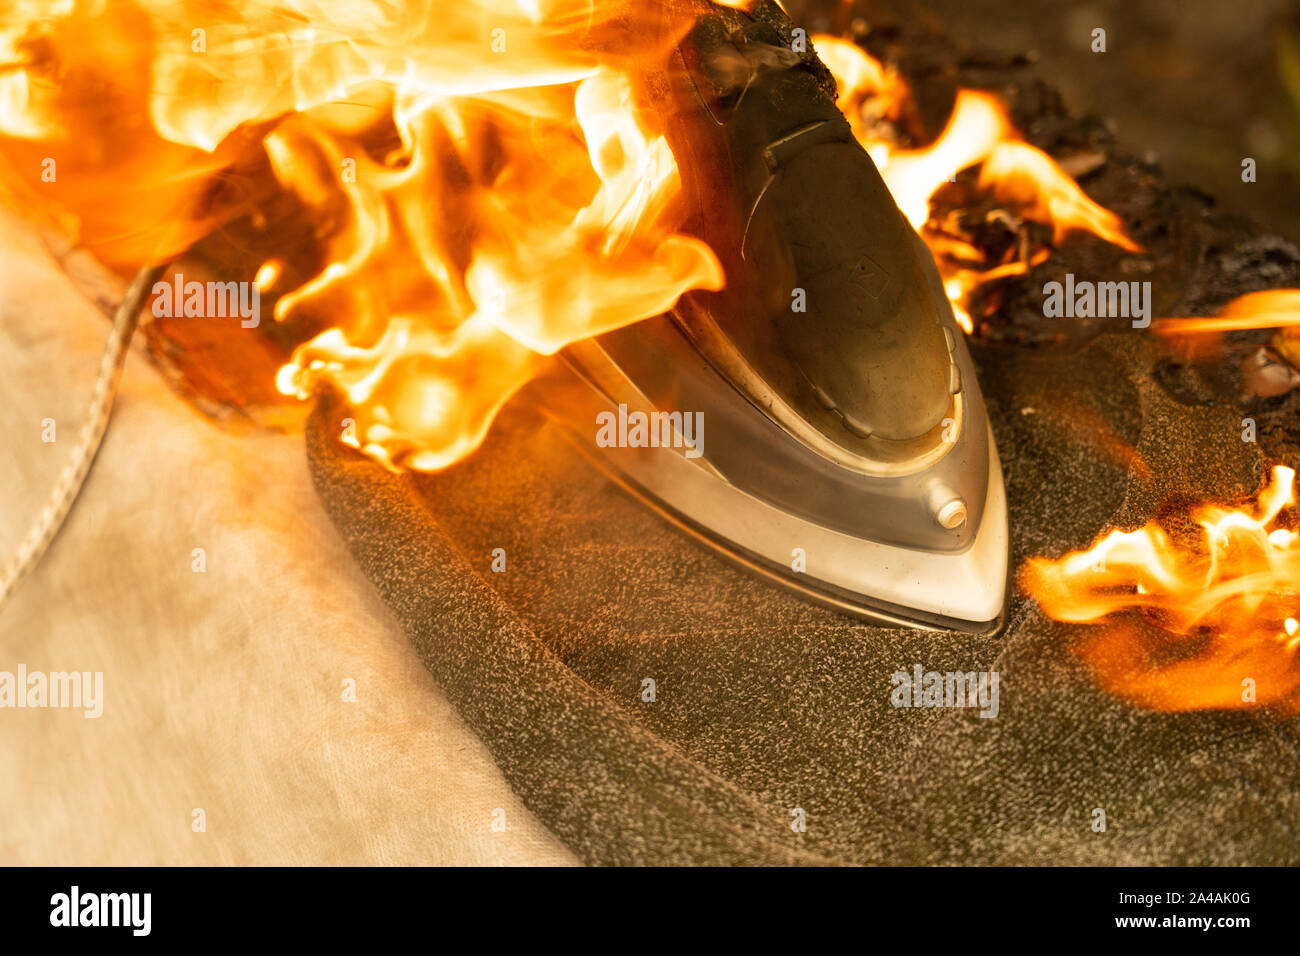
<box><xmin>0</xmin><ymin>263</ymin><xmax>165</xmax><ymax>610</ymax></box>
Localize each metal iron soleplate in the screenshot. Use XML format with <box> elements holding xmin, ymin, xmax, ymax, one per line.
<box><xmin>567</xmin><ymin>412</ymin><xmax>1009</xmax><ymax>634</ymax></box>
<box><xmin>535</xmin><ymin>333</ymin><xmax>1009</xmax><ymax>634</ymax></box>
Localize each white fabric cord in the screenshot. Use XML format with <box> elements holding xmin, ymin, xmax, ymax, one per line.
<box><xmin>0</xmin><ymin>263</ymin><xmax>164</xmax><ymax>609</ymax></box>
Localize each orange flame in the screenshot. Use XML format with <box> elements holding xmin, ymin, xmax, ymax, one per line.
<box><xmin>0</xmin><ymin>12</ymin><xmax>1147</xmax><ymax>472</ymax></box>
<box><xmin>268</xmin><ymin>62</ymin><xmax>725</xmax><ymax>470</ymax></box>
<box><xmin>1022</xmin><ymin>466</ymin><xmax>1300</xmax><ymax>713</ymax></box>
<box><xmin>1</xmin><ymin>0</ymin><xmax>723</xmax><ymax>471</ymax></box>
<box><xmin>1155</xmin><ymin>289</ymin><xmax>1300</xmax><ymax>334</ymax></box>
<box><xmin>811</xmin><ymin>34</ymin><xmax>910</xmax><ymax>151</ymax></box>
<box><xmin>713</xmin><ymin>0</ymin><xmax>787</xmax><ymax>10</ymax></box>
<box><xmin>979</xmin><ymin>142</ymin><xmax>1142</xmax><ymax>253</ymax></box>
<box><xmin>812</xmin><ymin>34</ymin><xmax>1141</xmax><ymax>333</ymax></box>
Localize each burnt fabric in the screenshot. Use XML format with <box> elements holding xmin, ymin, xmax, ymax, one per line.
<box><xmin>307</xmin><ymin>331</ymin><xmax>1300</xmax><ymax>866</ymax></box>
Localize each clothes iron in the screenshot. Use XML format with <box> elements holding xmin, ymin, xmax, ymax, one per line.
<box><xmin>549</xmin><ymin>0</ymin><xmax>1009</xmax><ymax>632</ymax></box>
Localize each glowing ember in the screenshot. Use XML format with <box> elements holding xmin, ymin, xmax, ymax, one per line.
<box><xmin>0</xmin><ymin>0</ymin><xmax>723</xmax><ymax>471</ymax></box>
<box><xmin>1022</xmin><ymin>466</ymin><xmax>1300</xmax><ymax>713</ymax></box>
<box><xmin>812</xmin><ymin>33</ymin><xmax>1141</xmax><ymax>333</ymax></box>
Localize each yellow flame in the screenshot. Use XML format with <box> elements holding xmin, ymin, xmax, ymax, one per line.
<box><xmin>1156</xmin><ymin>289</ymin><xmax>1300</xmax><ymax>334</ymax></box>
<box><xmin>0</xmin><ymin>0</ymin><xmax>723</xmax><ymax>471</ymax></box>
<box><xmin>811</xmin><ymin>33</ymin><xmax>1141</xmax><ymax>334</ymax></box>
<box><xmin>1022</xmin><ymin>467</ymin><xmax>1300</xmax><ymax>712</ymax></box>
<box><xmin>1</xmin><ymin>13</ymin><xmax>1146</xmax><ymax>473</ymax></box>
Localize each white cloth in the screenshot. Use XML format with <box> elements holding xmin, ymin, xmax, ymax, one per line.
<box><xmin>0</xmin><ymin>209</ymin><xmax>576</xmax><ymax>865</ymax></box>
